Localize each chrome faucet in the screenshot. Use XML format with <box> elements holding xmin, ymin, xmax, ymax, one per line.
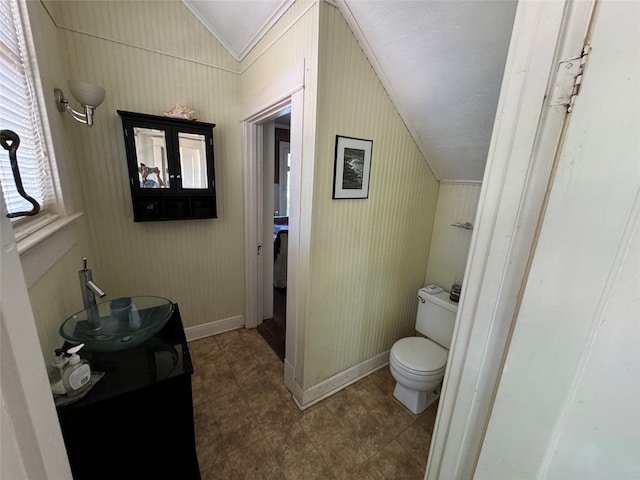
<box><xmin>79</xmin><ymin>258</ymin><xmax>106</xmax><ymax>329</ymax></box>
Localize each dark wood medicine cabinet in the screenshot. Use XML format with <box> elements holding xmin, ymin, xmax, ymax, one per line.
<box><xmin>117</xmin><ymin>110</ymin><xmax>217</xmax><ymax>222</ymax></box>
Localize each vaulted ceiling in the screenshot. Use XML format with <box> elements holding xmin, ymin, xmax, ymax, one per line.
<box><xmin>182</xmin><ymin>0</ymin><xmax>518</xmax><ymax>183</ymax></box>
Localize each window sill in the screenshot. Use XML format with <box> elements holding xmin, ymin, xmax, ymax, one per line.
<box><xmin>17</xmin><ymin>212</ymin><xmax>83</xmax><ymax>288</ymax></box>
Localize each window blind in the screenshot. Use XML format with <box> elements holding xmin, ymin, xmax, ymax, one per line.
<box><xmin>0</xmin><ymin>0</ymin><xmax>54</xmax><ymax>217</ymax></box>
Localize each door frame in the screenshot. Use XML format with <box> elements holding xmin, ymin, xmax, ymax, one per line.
<box><xmin>278</xmin><ymin>140</ymin><xmax>291</xmax><ymax>216</ymax></box>
<box><xmin>426</xmin><ymin>1</ymin><xmax>596</xmax><ymax>478</ymax></box>
<box><xmin>241</xmin><ymin>62</ymin><xmax>305</xmax><ymax>397</ymax></box>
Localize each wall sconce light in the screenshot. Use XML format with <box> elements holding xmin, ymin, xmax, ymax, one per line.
<box><xmin>54</xmin><ymin>80</ymin><xmax>105</xmax><ymax>127</ymax></box>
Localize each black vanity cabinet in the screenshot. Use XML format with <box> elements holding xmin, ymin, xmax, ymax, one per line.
<box><xmin>56</xmin><ymin>305</ymin><xmax>201</xmax><ymax>479</ymax></box>
<box><xmin>117</xmin><ymin>110</ymin><xmax>216</xmax><ymax>222</ymax></box>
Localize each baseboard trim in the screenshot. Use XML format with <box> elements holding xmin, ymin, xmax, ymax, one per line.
<box><xmin>284</xmin><ymin>359</ymin><xmax>295</xmax><ymax>391</ymax></box>
<box><xmin>184</xmin><ymin>315</ymin><xmax>245</xmax><ymax>342</ymax></box>
<box><xmin>294</xmin><ymin>350</ymin><xmax>390</xmax><ymax>410</ymax></box>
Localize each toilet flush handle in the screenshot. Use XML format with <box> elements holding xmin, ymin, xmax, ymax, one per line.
<box><xmin>417</xmin><ymin>295</ymin><xmax>426</xmax><ymax>303</ymax></box>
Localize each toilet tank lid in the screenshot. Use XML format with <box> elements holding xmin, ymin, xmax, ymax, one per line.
<box><xmin>419</xmin><ymin>288</ymin><xmax>459</xmax><ymax>313</ymax></box>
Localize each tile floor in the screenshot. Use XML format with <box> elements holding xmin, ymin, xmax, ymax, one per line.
<box><xmin>189</xmin><ymin>329</ymin><xmax>437</xmax><ymax>479</ymax></box>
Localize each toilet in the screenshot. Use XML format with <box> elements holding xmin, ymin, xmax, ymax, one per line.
<box><xmin>389</xmin><ymin>287</ymin><xmax>458</xmax><ymax>414</ymax></box>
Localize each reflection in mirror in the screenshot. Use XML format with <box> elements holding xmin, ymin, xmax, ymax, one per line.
<box><xmin>178</xmin><ymin>132</ymin><xmax>208</xmax><ymax>189</ymax></box>
<box><xmin>134</xmin><ymin>127</ymin><xmax>169</xmax><ymax>188</ymax></box>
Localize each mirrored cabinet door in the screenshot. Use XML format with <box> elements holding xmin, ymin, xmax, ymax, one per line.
<box><xmin>177</xmin><ymin>132</ymin><xmax>208</xmax><ymax>189</ymax></box>
<box><xmin>118</xmin><ymin>110</ymin><xmax>216</xmax><ymax>222</ymax></box>
<box><xmin>134</xmin><ymin>127</ymin><xmax>170</xmax><ymax>189</ymax></box>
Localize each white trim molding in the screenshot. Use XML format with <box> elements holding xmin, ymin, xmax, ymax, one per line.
<box><xmin>18</xmin><ymin>213</ymin><xmax>83</xmax><ymax>288</ymax></box>
<box><xmin>183</xmin><ymin>315</ymin><xmax>244</xmax><ymax>342</ymax></box>
<box><xmin>438</xmin><ymin>180</ymin><xmax>483</xmax><ymax>186</ymax></box>
<box><xmin>241</xmin><ymin>62</ymin><xmax>304</xmax><ymax>122</ymax></box>
<box><xmin>182</xmin><ymin>0</ymin><xmax>297</xmax><ymax>62</ymax></box>
<box><xmin>426</xmin><ymin>1</ymin><xmax>596</xmax><ymax>478</ymax></box>
<box><xmin>293</xmin><ymin>351</ymin><xmax>390</xmax><ymax>410</ymax></box>
<box><xmin>236</xmin><ymin>0</ymin><xmax>296</xmax><ymax>61</ymax></box>
<box><xmin>238</xmin><ymin>2</ymin><xmax>318</xmax><ymax>73</ymax></box>
<box><xmin>241</xmin><ymin>61</ymin><xmax>306</xmax><ymax>400</ymax></box>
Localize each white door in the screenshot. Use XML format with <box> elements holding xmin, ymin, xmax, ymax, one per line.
<box><xmin>476</xmin><ymin>1</ymin><xmax>640</xmax><ymax>478</ymax></box>
<box><xmin>1</xmin><ymin>193</ymin><xmax>73</xmax><ymax>478</ymax></box>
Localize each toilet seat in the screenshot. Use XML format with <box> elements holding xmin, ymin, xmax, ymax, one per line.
<box><xmin>390</xmin><ymin>337</ymin><xmax>447</xmax><ymax>375</ymax></box>
<box><xmin>391</xmin><ymin>358</ymin><xmax>445</xmax><ymax>380</ymax></box>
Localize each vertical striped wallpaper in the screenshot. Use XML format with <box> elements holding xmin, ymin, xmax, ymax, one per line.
<box><xmin>26</xmin><ymin>0</ymin><xmax>320</xmax><ymax>366</ymax></box>
<box><xmin>25</xmin><ymin>0</ymin><xmax>451</xmax><ymax>393</ymax></box>
<box><xmin>28</xmin><ymin>228</ymin><xmax>94</xmax><ymax>363</ymax></box>
<box><xmin>24</xmin><ymin>1</ymin><xmax>97</xmax><ymax>363</ymax></box>
<box><xmin>37</xmin><ymin>1</ymin><xmax>246</xmax><ymax>332</ymax></box>
<box><xmin>240</xmin><ymin>0</ymin><xmax>318</xmax><ymax>92</ymax></box>
<box><xmin>425</xmin><ymin>183</ymin><xmax>482</xmax><ymax>292</ymax></box>
<box><xmin>44</xmin><ymin>0</ymin><xmax>237</xmax><ymax>74</ymax></box>
<box><xmin>304</xmin><ymin>3</ymin><xmax>439</xmax><ymax>388</ymax></box>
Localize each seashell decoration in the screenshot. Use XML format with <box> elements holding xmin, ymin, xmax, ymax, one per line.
<box><xmin>163</xmin><ymin>104</ymin><xmax>196</xmax><ymax>120</ymax></box>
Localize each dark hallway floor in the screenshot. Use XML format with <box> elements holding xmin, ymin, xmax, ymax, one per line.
<box><xmin>257</xmin><ymin>287</ymin><xmax>286</xmax><ymax>361</ymax></box>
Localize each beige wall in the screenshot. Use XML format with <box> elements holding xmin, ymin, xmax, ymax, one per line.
<box><xmin>25</xmin><ymin>1</ymin><xmax>95</xmax><ymax>363</ymax></box>
<box><xmin>25</xmin><ymin>0</ymin><xmax>442</xmax><ymax>394</ymax></box>
<box><xmin>28</xmin><ymin>1</ymin><xmax>245</xmax><ymax>356</ymax></box>
<box><xmin>240</xmin><ymin>1</ymin><xmax>318</xmax><ymax>98</ymax></box>
<box><xmin>303</xmin><ymin>3</ymin><xmax>439</xmax><ymax>388</ymax></box>
<box><xmin>425</xmin><ymin>183</ymin><xmax>481</xmax><ymax>292</ymax></box>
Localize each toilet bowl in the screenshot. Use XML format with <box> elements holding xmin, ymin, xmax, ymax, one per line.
<box><xmin>389</xmin><ymin>288</ymin><xmax>458</xmax><ymax>414</ymax></box>
<box><xmin>389</xmin><ymin>336</ymin><xmax>448</xmax><ymax>414</ymax></box>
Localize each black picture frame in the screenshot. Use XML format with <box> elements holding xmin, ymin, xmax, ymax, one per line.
<box><xmin>332</xmin><ymin>135</ymin><xmax>373</xmax><ymax>199</ymax></box>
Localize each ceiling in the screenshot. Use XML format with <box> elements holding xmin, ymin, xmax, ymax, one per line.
<box><xmin>182</xmin><ymin>0</ymin><xmax>518</xmax><ymax>183</ymax></box>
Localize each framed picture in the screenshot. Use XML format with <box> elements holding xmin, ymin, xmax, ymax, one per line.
<box><xmin>332</xmin><ymin>135</ymin><xmax>373</xmax><ymax>199</ymax></box>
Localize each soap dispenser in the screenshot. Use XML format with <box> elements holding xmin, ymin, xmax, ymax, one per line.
<box><xmin>50</xmin><ymin>348</ymin><xmax>69</xmax><ymax>395</ymax></box>
<box><xmin>61</xmin><ymin>343</ymin><xmax>91</xmax><ymax>396</ymax></box>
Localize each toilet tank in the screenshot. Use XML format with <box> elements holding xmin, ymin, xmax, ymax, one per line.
<box><xmin>416</xmin><ymin>288</ymin><xmax>458</xmax><ymax>349</ymax></box>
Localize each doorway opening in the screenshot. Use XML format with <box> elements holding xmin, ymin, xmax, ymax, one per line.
<box><xmin>257</xmin><ymin>114</ymin><xmax>291</xmax><ymax>361</ymax></box>
<box><xmin>241</xmin><ymin>61</ymin><xmax>304</xmax><ymax>397</ymax></box>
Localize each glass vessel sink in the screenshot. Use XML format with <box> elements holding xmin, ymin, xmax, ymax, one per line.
<box><xmin>60</xmin><ymin>296</ymin><xmax>174</xmax><ymax>352</ymax></box>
